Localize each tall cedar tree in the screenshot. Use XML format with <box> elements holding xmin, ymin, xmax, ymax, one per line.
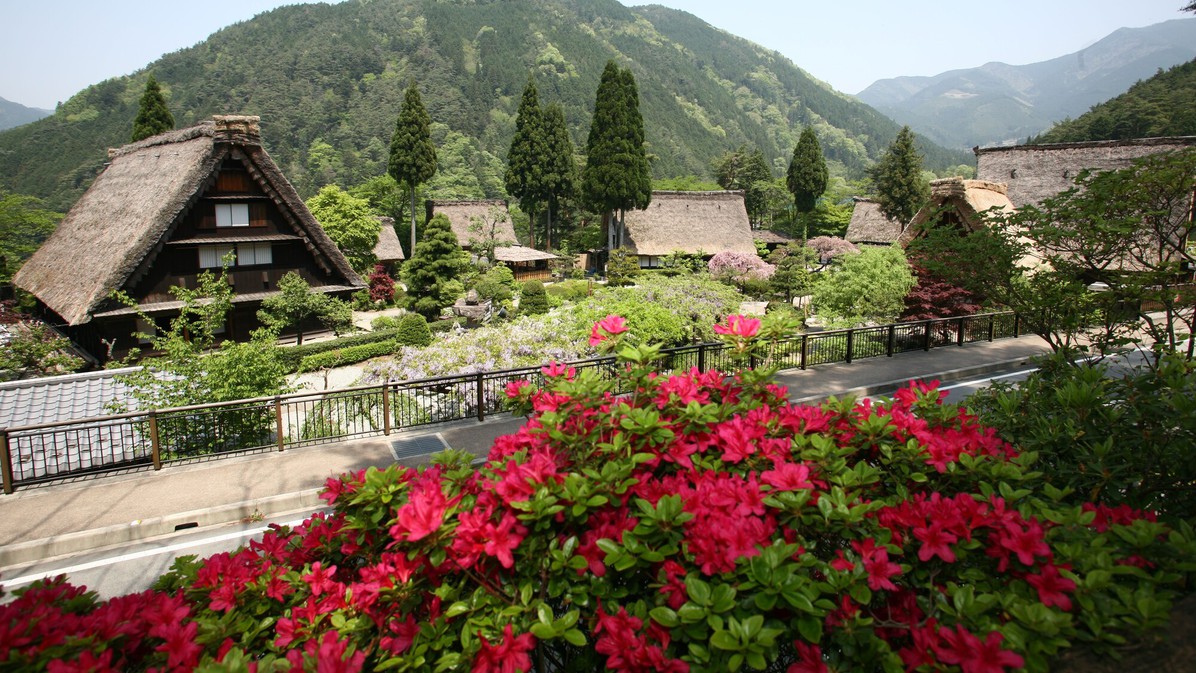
<box><xmin>869</xmin><ymin>126</ymin><xmax>930</xmax><ymax>225</ymax></box>
<box><xmin>583</xmin><ymin>61</ymin><xmax>651</xmax><ymax>250</ymax></box>
<box><xmin>786</xmin><ymin>127</ymin><xmax>828</xmax><ymax>214</ymax></box>
<box><xmin>505</xmin><ymin>77</ymin><xmax>547</xmax><ymax>249</ymax></box>
<box><xmin>541</xmin><ymin>102</ymin><xmax>577</xmax><ymax>250</ymax></box>
<box><xmin>388</xmin><ymin>82</ymin><xmax>437</xmax><ymax>256</ymax></box>
<box><xmin>401</xmin><ymin>213</ymin><xmax>467</xmax><ymax>320</ymax></box>
<box><xmin>130</xmin><ymin>75</ymin><xmax>175</xmax><ymax>142</ymax></box>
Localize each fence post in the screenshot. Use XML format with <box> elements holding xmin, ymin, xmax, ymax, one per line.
<box><xmin>0</xmin><ymin>429</ymin><xmax>13</xmax><ymax>495</ymax></box>
<box><xmin>957</xmin><ymin>317</ymin><xmax>966</xmax><ymax>347</ymax></box>
<box><xmin>1013</xmin><ymin>314</ymin><xmax>1021</xmax><ymax>338</ymax></box>
<box><xmin>149</xmin><ymin>411</ymin><xmax>162</xmax><ymax>470</ymax></box>
<box><xmin>382</xmin><ymin>382</ymin><xmax>392</xmax><ymax>436</ymax></box>
<box><xmin>800</xmin><ymin>334</ymin><xmax>808</xmax><ymax>370</ymax></box>
<box><xmin>476</xmin><ymin>373</ymin><xmax>485</xmax><ymax>422</ymax></box>
<box><xmin>845</xmin><ymin>329</ymin><xmax>854</xmax><ymax>364</ymax></box>
<box><xmin>923</xmin><ymin>321</ymin><xmax>932</xmax><ymax>351</ymax></box>
<box><xmin>274</xmin><ymin>397</ymin><xmax>285</xmax><ymax>452</ymax></box>
<box><xmin>988</xmin><ymin>314</ymin><xmax>996</xmax><ymax>342</ymax></box>
<box><xmin>887</xmin><ymin>325</ymin><xmax>896</xmax><ymax>357</ymax></box>
<box><xmin>698</xmin><ymin>343</ymin><xmax>706</xmax><ymax>372</ymax></box>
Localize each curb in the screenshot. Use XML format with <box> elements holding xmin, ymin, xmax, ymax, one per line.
<box><xmin>790</xmin><ymin>355</ymin><xmax>1040</xmax><ymax>402</ymax></box>
<box><xmin>0</xmin><ymin>489</ymin><xmax>325</xmax><ymax>569</ymax></box>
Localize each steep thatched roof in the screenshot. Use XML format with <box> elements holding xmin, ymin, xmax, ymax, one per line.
<box><xmin>752</xmin><ymin>230</ymin><xmax>795</xmax><ymax>245</ymax></box>
<box><xmin>975</xmin><ymin>136</ymin><xmax>1196</xmax><ymax>208</ymax></box>
<box><xmin>14</xmin><ymin>115</ymin><xmax>361</xmax><ymax>326</ymax></box>
<box><xmin>845</xmin><ymin>198</ymin><xmax>903</xmax><ymax>246</ymax></box>
<box><xmin>494</xmin><ymin>246</ymin><xmax>557</xmax><ymax>263</ymax></box>
<box><xmin>374</xmin><ymin>216</ymin><xmax>405</xmax><ymax>263</ymax></box>
<box><xmin>623</xmin><ymin>191</ymin><xmax>756</xmax><ymax>257</ymax></box>
<box><xmin>900</xmin><ymin>179</ymin><xmax>1016</xmax><ymax>246</ymax></box>
<box><xmin>426</xmin><ymin>199</ymin><xmax>517</xmax><ymax>247</ymax></box>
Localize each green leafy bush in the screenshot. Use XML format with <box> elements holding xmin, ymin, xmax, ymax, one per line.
<box><xmin>546</xmin><ymin>279</ymin><xmax>593</xmax><ymax>303</ymax></box>
<box><xmin>394</xmin><ymin>313</ymin><xmax>433</xmax><ymax>348</ymax></box>
<box><xmin>571</xmin><ymin>275</ymin><xmax>747</xmax><ymax>345</ymax></box>
<box><xmin>519</xmin><ymin>280</ymin><xmax>549</xmax><ymax>316</ymax></box>
<box><xmin>278</xmin><ymin>329</ymin><xmax>402</xmax><ymax>370</ymax></box>
<box><xmin>473</xmin><ymin>265</ymin><xmax>518</xmax><ymax>305</ymax></box>
<box><xmin>296</xmin><ymin>340</ymin><xmax>397</xmax><ymax>372</ymax></box>
<box><xmin>429</xmin><ymin>317</ymin><xmax>467</xmax><ymax>334</ymax></box>
<box><xmin>968</xmin><ymin>352</ymin><xmax>1196</xmax><ymax>521</ymax></box>
<box><xmin>370</xmin><ymin>315</ymin><xmax>401</xmax><ymax>331</ymax></box>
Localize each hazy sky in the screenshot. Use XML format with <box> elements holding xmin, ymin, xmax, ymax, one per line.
<box><xmin>1</xmin><ymin>0</ymin><xmax>1189</xmax><ymax>109</ymax></box>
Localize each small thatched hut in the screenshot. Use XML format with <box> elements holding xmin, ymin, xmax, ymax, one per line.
<box><xmin>13</xmin><ymin>115</ymin><xmax>363</xmax><ymax>360</ymax></box>
<box><xmin>424</xmin><ymin>199</ymin><xmax>557</xmax><ymax>281</ymax></box>
<box><xmin>845</xmin><ymin>198</ymin><xmax>903</xmax><ymax>247</ymax></box>
<box><xmin>975</xmin><ymin>136</ymin><xmax>1196</xmax><ymax>208</ymax></box>
<box><xmin>900</xmin><ymin>179</ymin><xmax>1016</xmax><ymax>246</ymax></box>
<box><xmin>373</xmin><ymin>216</ymin><xmax>405</xmax><ymax>273</ymax></box>
<box><xmin>620</xmin><ymin>191</ymin><xmax>756</xmax><ymax>268</ymax></box>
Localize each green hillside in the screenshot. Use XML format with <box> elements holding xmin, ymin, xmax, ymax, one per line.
<box><xmin>1033</xmin><ymin>58</ymin><xmax>1196</xmax><ymax>144</ymax></box>
<box><xmin>0</xmin><ymin>0</ymin><xmax>969</xmax><ymax>211</ymax></box>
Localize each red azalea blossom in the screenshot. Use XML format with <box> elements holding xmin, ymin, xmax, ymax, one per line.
<box><xmin>1025</xmin><ymin>563</ymin><xmax>1076</xmax><ymax>610</ymax></box>
<box><xmin>472</xmin><ymin>624</ymin><xmax>535</xmax><ymax>673</ymax></box>
<box><xmin>787</xmin><ymin>641</ymin><xmax>828</xmax><ymax>673</ymax></box>
<box><xmin>713</xmin><ymin>314</ymin><xmax>761</xmax><ymax>338</ymax></box>
<box><xmin>934</xmin><ymin>625</ymin><xmax>1024</xmax><ymax>673</ymax></box>
<box><xmin>590</xmin><ymin>314</ymin><xmax>629</xmax><ymax>346</ymax></box>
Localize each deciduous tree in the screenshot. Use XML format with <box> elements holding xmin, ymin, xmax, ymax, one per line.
<box><xmin>257</xmin><ymin>271</ymin><xmax>354</xmax><ymax>345</ymax></box>
<box><xmin>0</xmin><ymin>191</ymin><xmax>60</xmax><ymax>280</ymax></box>
<box><xmin>813</xmin><ymin>246</ymin><xmax>914</xmax><ymax>327</ymax></box>
<box><xmin>869</xmin><ymin>126</ymin><xmax>929</xmax><ymax>225</ymax></box>
<box><xmin>130</xmin><ymin>74</ymin><xmax>174</xmax><ymax>142</ymax></box>
<box><xmin>305</xmin><ymin>185</ymin><xmax>381</xmax><ymax>273</ymax></box>
<box><xmin>388</xmin><ymin>81</ymin><xmax>437</xmax><ymax>255</ymax></box>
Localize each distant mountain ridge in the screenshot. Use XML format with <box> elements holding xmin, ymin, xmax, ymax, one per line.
<box><xmin>856</xmin><ymin>18</ymin><xmax>1196</xmax><ymax>149</ymax></box>
<box><xmin>0</xmin><ymin>0</ymin><xmax>969</xmax><ymax>211</ymax></box>
<box><xmin>0</xmin><ymin>97</ymin><xmax>51</xmax><ymax>131</ymax></box>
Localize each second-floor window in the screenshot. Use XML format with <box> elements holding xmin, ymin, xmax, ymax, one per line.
<box><xmin>198</xmin><ymin>243</ymin><xmax>272</xmax><ymax>268</ymax></box>
<box><xmin>215</xmin><ymin>203</ymin><xmax>250</xmax><ymax>227</ymax></box>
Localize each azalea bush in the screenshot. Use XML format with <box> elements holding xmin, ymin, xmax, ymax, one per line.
<box><xmin>3</xmin><ymin>317</ymin><xmax>1192</xmax><ymax>672</ymax></box>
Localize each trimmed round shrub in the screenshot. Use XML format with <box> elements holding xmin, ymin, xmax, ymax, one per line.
<box><xmin>519</xmin><ymin>280</ymin><xmax>549</xmax><ymax>316</ymax></box>
<box><xmin>474</xmin><ymin>265</ymin><xmax>517</xmax><ymax>304</ymax></box>
<box><xmin>394</xmin><ymin>313</ymin><xmax>432</xmax><ymax>348</ymax></box>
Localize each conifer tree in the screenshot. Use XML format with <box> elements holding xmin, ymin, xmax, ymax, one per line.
<box><xmin>583</xmin><ymin>61</ymin><xmax>651</xmax><ymax>251</ymax></box>
<box><xmin>505</xmin><ymin>76</ymin><xmax>547</xmax><ymax>249</ymax></box>
<box><xmin>388</xmin><ymin>82</ymin><xmax>437</xmax><ymax>256</ymax></box>
<box><xmin>786</xmin><ymin>127</ymin><xmax>828</xmax><ymax>214</ymax></box>
<box><xmin>869</xmin><ymin>126</ymin><xmax>930</xmax><ymax>225</ymax></box>
<box><xmin>541</xmin><ymin>102</ymin><xmax>577</xmax><ymax>250</ymax></box>
<box><xmin>130</xmin><ymin>75</ymin><xmax>175</xmax><ymax>142</ymax></box>
<box><xmin>401</xmin><ymin>213</ymin><xmax>468</xmax><ymax>320</ymax></box>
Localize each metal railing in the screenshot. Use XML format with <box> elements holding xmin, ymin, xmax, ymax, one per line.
<box><xmin>0</xmin><ymin>312</ymin><xmax>1020</xmax><ymax>493</ymax></box>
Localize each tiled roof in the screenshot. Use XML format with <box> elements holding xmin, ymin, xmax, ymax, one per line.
<box><xmin>0</xmin><ymin>367</ymin><xmax>142</xmax><ymax>429</ymax></box>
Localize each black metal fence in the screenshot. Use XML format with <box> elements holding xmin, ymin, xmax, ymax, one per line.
<box><xmin>0</xmin><ymin>312</ymin><xmax>1020</xmax><ymax>493</ymax></box>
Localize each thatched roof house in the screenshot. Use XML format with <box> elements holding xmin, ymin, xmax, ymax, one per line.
<box><xmin>845</xmin><ymin>198</ymin><xmax>903</xmax><ymax>247</ymax></box>
<box><xmin>900</xmin><ymin>179</ymin><xmax>1016</xmax><ymax>246</ymax></box>
<box><xmin>975</xmin><ymin>136</ymin><xmax>1196</xmax><ymax>208</ymax></box>
<box><xmin>14</xmin><ymin>115</ymin><xmax>363</xmax><ymax>359</ymax></box>
<box><xmin>621</xmin><ymin>191</ymin><xmax>756</xmax><ymax>265</ymax></box>
<box><xmin>373</xmin><ymin>216</ymin><xmax>405</xmax><ymax>267</ymax></box>
<box><xmin>425</xmin><ymin>199</ymin><xmax>557</xmax><ymax>279</ymax></box>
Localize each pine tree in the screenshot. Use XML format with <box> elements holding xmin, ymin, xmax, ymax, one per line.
<box><xmin>869</xmin><ymin>126</ymin><xmax>930</xmax><ymax>225</ymax></box>
<box><xmin>505</xmin><ymin>76</ymin><xmax>547</xmax><ymax>249</ymax></box>
<box><xmin>541</xmin><ymin>102</ymin><xmax>577</xmax><ymax>250</ymax></box>
<box><xmin>388</xmin><ymin>82</ymin><xmax>437</xmax><ymax>256</ymax></box>
<box><xmin>583</xmin><ymin>61</ymin><xmax>651</xmax><ymax>251</ymax></box>
<box><xmin>130</xmin><ymin>75</ymin><xmax>175</xmax><ymax>142</ymax></box>
<box><xmin>401</xmin><ymin>214</ymin><xmax>468</xmax><ymax>320</ymax></box>
<box><xmin>786</xmin><ymin>127</ymin><xmax>828</xmax><ymax>214</ymax></box>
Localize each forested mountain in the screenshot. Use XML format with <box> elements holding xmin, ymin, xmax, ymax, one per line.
<box><xmin>0</xmin><ymin>0</ymin><xmax>968</xmax><ymax>211</ymax></box>
<box><xmin>0</xmin><ymin>97</ymin><xmax>51</xmax><ymax>131</ymax></box>
<box><xmin>857</xmin><ymin>19</ymin><xmax>1196</xmax><ymax>149</ymax></box>
<box><xmin>1032</xmin><ymin>58</ymin><xmax>1196</xmax><ymax>143</ymax></box>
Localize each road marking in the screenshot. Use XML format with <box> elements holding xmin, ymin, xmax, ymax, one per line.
<box><xmin>939</xmin><ymin>368</ymin><xmax>1038</xmax><ymax>391</ymax></box>
<box><xmin>2</xmin><ymin>516</ymin><xmax>311</xmax><ymax>589</ymax></box>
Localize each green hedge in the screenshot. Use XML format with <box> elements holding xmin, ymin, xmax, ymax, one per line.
<box><xmin>297</xmin><ymin>340</ymin><xmax>398</xmax><ymax>372</ymax></box>
<box><xmin>278</xmin><ymin>328</ymin><xmax>402</xmax><ymax>371</ymax></box>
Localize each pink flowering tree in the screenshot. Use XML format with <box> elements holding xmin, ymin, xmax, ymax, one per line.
<box><xmin>1</xmin><ymin>318</ymin><xmax>1192</xmax><ymax>672</ymax></box>
<box><xmin>806</xmin><ymin>236</ymin><xmax>859</xmax><ymax>262</ymax></box>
